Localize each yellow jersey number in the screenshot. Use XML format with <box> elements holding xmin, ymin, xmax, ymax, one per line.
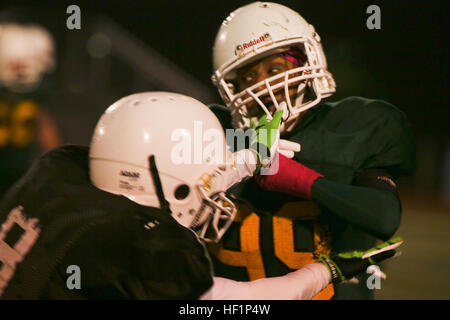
<box><xmin>209</xmin><ymin>201</ymin><xmax>334</xmax><ymax>300</ymax></box>
<box><xmin>0</xmin><ymin>100</ymin><xmax>39</xmax><ymax>148</ymax></box>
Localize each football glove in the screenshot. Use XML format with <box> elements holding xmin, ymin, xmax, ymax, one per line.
<box><xmin>249</xmin><ymin>109</ymin><xmax>283</xmax><ymax>174</ymax></box>
<box><xmin>279</xmin><ymin>139</ymin><xmax>301</xmax><ymax>158</ymax></box>
<box><xmin>319</xmin><ymin>237</ymin><xmax>404</xmax><ymax>284</ymax></box>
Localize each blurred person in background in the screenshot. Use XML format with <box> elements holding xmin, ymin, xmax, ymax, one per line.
<box><xmin>0</xmin><ymin>20</ymin><xmax>62</xmax><ymax>198</ymax></box>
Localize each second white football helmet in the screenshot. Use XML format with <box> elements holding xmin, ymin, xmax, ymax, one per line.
<box><xmin>89</xmin><ymin>92</ymin><xmax>236</xmax><ymax>242</ymax></box>
<box><xmin>212</xmin><ymin>2</ymin><xmax>336</xmax><ymax>130</ymax></box>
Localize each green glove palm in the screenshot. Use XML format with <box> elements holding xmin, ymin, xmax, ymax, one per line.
<box><xmin>249</xmin><ymin>110</ymin><xmax>283</xmax><ymax>174</ymax></box>
<box><xmin>319</xmin><ymin>237</ymin><xmax>404</xmax><ymax>284</ymax></box>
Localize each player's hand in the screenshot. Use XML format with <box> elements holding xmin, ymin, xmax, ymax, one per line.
<box><xmin>279</xmin><ymin>139</ymin><xmax>301</xmax><ymax>158</ymax></box>
<box><xmin>249</xmin><ymin>109</ymin><xmax>283</xmax><ymax>174</ymax></box>
<box><xmin>319</xmin><ymin>237</ymin><xmax>403</xmax><ymax>284</ymax></box>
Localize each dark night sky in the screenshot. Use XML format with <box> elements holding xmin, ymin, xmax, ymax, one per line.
<box><xmin>1</xmin><ymin>0</ymin><xmax>449</xmax><ymax>138</ymax></box>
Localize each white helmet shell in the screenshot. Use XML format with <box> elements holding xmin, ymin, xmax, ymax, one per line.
<box><xmin>213</xmin><ymin>2</ymin><xmax>312</xmax><ymax>72</ymax></box>
<box><xmin>90</xmin><ymin>92</ymin><xmax>235</xmax><ymax>242</ymax></box>
<box><xmin>212</xmin><ymin>2</ymin><xmax>336</xmax><ymax>131</ymax></box>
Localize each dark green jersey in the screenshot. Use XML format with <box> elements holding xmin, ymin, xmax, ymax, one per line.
<box><xmin>285</xmin><ymin>96</ymin><xmax>415</xmax><ymax>182</ymax></box>
<box><xmin>208</xmin><ymin>96</ymin><xmax>415</xmax><ymax>299</ymax></box>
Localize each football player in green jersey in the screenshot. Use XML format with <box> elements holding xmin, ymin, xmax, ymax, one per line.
<box><xmin>208</xmin><ymin>2</ymin><xmax>415</xmax><ymax>299</ymax></box>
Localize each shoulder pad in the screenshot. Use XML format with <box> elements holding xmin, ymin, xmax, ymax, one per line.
<box><xmin>325</xmin><ymin>97</ymin><xmax>416</xmax><ymax>176</ymax></box>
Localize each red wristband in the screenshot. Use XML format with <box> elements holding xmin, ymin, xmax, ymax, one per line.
<box><xmin>255</xmin><ymin>153</ymin><xmax>324</xmax><ymax>200</ymax></box>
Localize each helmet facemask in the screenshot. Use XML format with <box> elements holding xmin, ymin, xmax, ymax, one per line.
<box><xmin>193</xmin><ymin>188</ymin><xmax>236</xmax><ymax>243</ymax></box>
<box><xmin>214</xmin><ymin>40</ymin><xmax>335</xmax><ymax>132</ymax></box>
<box><xmin>187</xmin><ymin>158</ymin><xmax>236</xmax><ymax>243</ymax></box>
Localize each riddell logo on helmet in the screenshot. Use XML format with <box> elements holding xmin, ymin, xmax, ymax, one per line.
<box><xmin>120</xmin><ymin>170</ymin><xmax>140</xmax><ymax>178</ymax></box>
<box><xmin>235</xmin><ymin>33</ymin><xmax>272</xmax><ymax>56</ymax></box>
<box><xmin>243</xmin><ymin>36</ymin><xmax>265</xmax><ymax>49</ymax></box>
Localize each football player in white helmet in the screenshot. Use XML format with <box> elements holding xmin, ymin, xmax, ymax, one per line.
<box><xmin>89</xmin><ymin>92</ymin><xmax>252</xmax><ymax>243</ymax></box>
<box><xmin>209</xmin><ymin>2</ymin><xmax>415</xmax><ymax>300</ymax></box>
<box><xmin>212</xmin><ymin>2</ymin><xmax>335</xmax><ymax>133</ymax></box>
<box><xmin>0</xmin><ymin>91</ymin><xmax>402</xmax><ymax>300</ymax></box>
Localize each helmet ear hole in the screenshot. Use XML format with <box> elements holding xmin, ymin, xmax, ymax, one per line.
<box><xmin>174</xmin><ymin>184</ymin><xmax>190</xmax><ymax>200</ymax></box>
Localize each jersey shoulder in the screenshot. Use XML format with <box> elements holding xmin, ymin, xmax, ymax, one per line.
<box><xmin>288</xmin><ymin>97</ymin><xmax>416</xmax><ymax>179</ymax></box>
<box><xmin>323</xmin><ymin>96</ymin><xmax>416</xmax><ymax>176</ymax></box>
<box><xmin>1</xmin><ymin>145</ymin><xmax>91</xmax><ymax>211</ymax></box>
<box><xmin>26</xmin><ymin>144</ymin><xmax>90</xmax><ymax>183</ymax></box>
<box><xmin>322</xmin><ymin>96</ymin><xmax>411</xmax><ymax>133</ymax></box>
<box><xmin>127</xmin><ymin>212</ymin><xmax>213</xmax><ymax>299</ymax></box>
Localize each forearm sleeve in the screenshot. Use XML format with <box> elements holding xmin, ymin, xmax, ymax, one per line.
<box><xmin>311</xmin><ymin>178</ymin><xmax>401</xmax><ymax>240</ymax></box>
<box><xmin>199</xmin><ymin>263</ymin><xmax>330</xmax><ymax>300</ymax></box>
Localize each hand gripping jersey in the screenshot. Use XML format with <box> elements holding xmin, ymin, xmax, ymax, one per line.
<box><xmin>208</xmin><ymin>96</ymin><xmax>415</xmax><ymax>299</ymax></box>
<box><xmin>0</xmin><ymin>146</ymin><xmax>213</xmax><ymax>299</ymax></box>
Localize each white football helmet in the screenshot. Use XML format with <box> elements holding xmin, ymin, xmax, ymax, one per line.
<box><xmin>90</xmin><ymin>92</ymin><xmax>236</xmax><ymax>242</ymax></box>
<box><xmin>212</xmin><ymin>2</ymin><xmax>336</xmax><ymax>131</ymax></box>
<box><xmin>0</xmin><ymin>23</ymin><xmax>55</xmax><ymax>93</ymax></box>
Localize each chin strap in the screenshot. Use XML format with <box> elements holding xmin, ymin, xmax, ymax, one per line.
<box><xmin>148</xmin><ymin>155</ymin><xmax>171</xmax><ymax>212</ymax></box>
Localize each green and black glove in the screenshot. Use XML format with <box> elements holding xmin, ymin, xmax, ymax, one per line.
<box><xmin>319</xmin><ymin>237</ymin><xmax>403</xmax><ymax>284</ymax></box>
<box><xmin>249</xmin><ymin>109</ymin><xmax>283</xmax><ymax>174</ymax></box>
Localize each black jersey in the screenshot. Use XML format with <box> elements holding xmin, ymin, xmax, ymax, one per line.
<box><xmin>0</xmin><ymin>145</ymin><xmax>213</xmax><ymax>299</ymax></box>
